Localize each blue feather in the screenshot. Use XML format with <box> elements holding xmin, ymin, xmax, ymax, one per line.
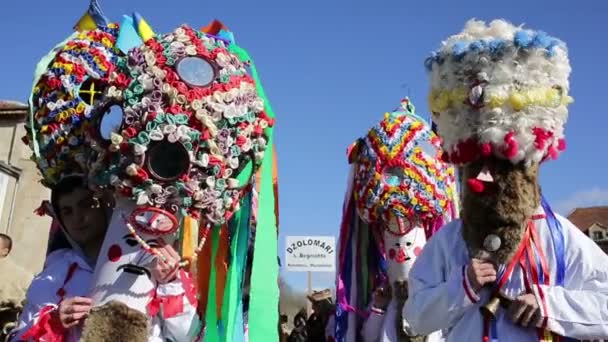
<box><xmin>452</xmin><ymin>41</ymin><xmax>468</xmax><ymax>59</ymax></box>
<box><xmin>532</xmin><ymin>31</ymin><xmax>551</xmax><ymax>49</ymax></box>
<box><xmin>514</xmin><ymin>30</ymin><xmax>533</xmax><ymax>48</ymax></box>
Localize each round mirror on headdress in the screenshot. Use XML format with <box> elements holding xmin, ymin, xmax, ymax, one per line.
<box><xmin>98</xmin><ymin>105</ymin><xmax>124</xmax><ymax>142</ymax></box>
<box><xmin>176</xmin><ymin>57</ymin><xmax>216</xmax><ymax>87</ymax></box>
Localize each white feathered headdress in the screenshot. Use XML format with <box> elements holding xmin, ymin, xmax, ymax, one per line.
<box><xmin>426</xmin><ymin>19</ymin><xmax>573</xmax><ymax>166</ymax></box>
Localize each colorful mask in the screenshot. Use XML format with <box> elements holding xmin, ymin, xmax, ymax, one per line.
<box><xmin>334</xmin><ymin>98</ymin><xmax>459</xmax><ymax>341</ymax></box>
<box><xmin>350</xmin><ymin>98</ymin><xmax>456</xmax><ymax>235</ymax></box>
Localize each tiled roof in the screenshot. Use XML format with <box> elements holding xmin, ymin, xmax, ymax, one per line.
<box><xmin>567</xmin><ymin>206</ymin><xmax>608</xmax><ymax>232</ymax></box>
<box><xmin>0</xmin><ymin>100</ymin><xmax>28</xmax><ymax>121</ymax></box>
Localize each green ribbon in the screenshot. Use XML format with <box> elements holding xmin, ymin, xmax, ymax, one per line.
<box><xmin>204</xmin><ymin>226</ymin><xmax>221</xmax><ymax>341</ymax></box>
<box><xmin>221</xmin><ymin>193</ymin><xmax>251</xmax><ymax>341</ymax></box>
<box><xmin>229</xmin><ymin>43</ymin><xmax>279</xmax><ymax>342</ymax></box>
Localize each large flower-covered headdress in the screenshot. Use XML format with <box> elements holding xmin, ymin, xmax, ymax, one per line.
<box><xmin>350</xmin><ymin>98</ymin><xmax>457</xmax><ymax>235</ymax></box>
<box><xmin>426</xmin><ymin>19</ymin><xmax>573</xmax><ymax>166</ymax></box>
<box><xmin>25</xmin><ymin>21</ymin><xmax>124</xmax><ymax>187</ymax></box>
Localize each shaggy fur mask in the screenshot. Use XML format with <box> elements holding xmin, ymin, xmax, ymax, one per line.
<box><xmin>460</xmin><ymin>156</ymin><xmax>540</xmax><ymax>264</ymax></box>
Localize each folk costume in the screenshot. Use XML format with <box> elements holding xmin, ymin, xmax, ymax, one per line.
<box><xmin>403</xmin><ymin>19</ymin><xmax>608</xmax><ymax>341</ymax></box>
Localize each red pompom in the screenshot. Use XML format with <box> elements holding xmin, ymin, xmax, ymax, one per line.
<box><xmin>480</xmin><ymin>143</ymin><xmax>492</xmax><ymax>156</ymax></box>
<box><xmin>467</xmin><ymin>178</ymin><xmax>485</xmax><ymax>193</ymax></box>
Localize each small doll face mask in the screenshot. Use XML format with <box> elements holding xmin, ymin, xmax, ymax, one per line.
<box><xmin>383</xmin><ymin>215</ymin><xmax>426</xmax><ymax>283</ymax></box>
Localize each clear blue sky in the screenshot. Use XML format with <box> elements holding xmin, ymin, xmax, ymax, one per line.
<box><xmin>1</xmin><ymin>0</ymin><xmax>607</xmax><ymax>291</ymax></box>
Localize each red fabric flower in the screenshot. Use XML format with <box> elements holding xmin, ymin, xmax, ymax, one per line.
<box><xmin>47</xmin><ymin>78</ymin><xmax>62</xmax><ymax>90</ymax></box>
<box><xmin>235</xmin><ymin>135</ymin><xmax>247</xmax><ymax>147</ymax></box>
<box><xmin>167</xmin><ymin>105</ymin><xmax>184</xmax><ymax>114</ymax></box>
<box><xmin>173</xmin><ymin>81</ymin><xmax>189</xmax><ymax>95</ymax></box>
<box><xmin>115</xmin><ymin>73</ymin><xmax>130</xmax><ymax>88</ymax></box>
<box><xmin>133</xmin><ymin>169</ymin><xmax>149</xmax><ymax>183</ymax></box>
<box><xmin>123</xmin><ymin>127</ymin><xmax>138</xmax><ymax>138</ymax></box>
<box><xmin>156</xmin><ymin>54</ymin><xmax>167</xmax><ymax>67</ymax></box>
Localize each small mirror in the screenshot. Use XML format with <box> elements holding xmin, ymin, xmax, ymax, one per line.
<box><xmin>383</xmin><ymin>166</ymin><xmax>406</xmax><ymax>187</ymax></box>
<box><xmin>176</xmin><ymin>57</ymin><xmax>215</xmax><ymax>87</ymax></box>
<box><xmin>99</xmin><ymin>105</ymin><xmax>124</xmax><ymax>141</ymax></box>
<box><xmin>417</xmin><ymin>140</ymin><xmax>438</xmax><ymax>158</ymax></box>
<box><xmin>146</xmin><ymin>141</ymin><xmax>190</xmax><ymax>181</ymax></box>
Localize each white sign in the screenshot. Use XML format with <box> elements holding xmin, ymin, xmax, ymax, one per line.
<box><xmin>285</xmin><ymin>236</ymin><xmax>336</xmax><ymax>272</ymax></box>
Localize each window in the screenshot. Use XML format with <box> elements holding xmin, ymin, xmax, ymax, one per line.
<box><xmin>0</xmin><ymin>161</ymin><xmax>22</xmax><ymax>234</ymax></box>
<box><xmin>592</xmin><ymin>231</ymin><xmax>604</xmax><ymax>241</ymax></box>
<box><xmin>0</xmin><ymin>171</ymin><xmax>8</xmax><ymax>225</ymax></box>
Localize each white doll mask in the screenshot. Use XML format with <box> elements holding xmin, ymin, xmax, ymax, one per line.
<box><xmin>89</xmin><ymin>198</ymin><xmax>177</xmax><ymax>313</ymax></box>
<box><xmin>383</xmin><ymin>223</ymin><xmax>427</xmax><ymax>283</ymax></box>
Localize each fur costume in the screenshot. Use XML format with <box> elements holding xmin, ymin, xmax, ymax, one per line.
<box><xmin>21</xmin><ymin>1</ymin><xmax>280</xmax><ymax>341</ymax></box>
<box><xmin>403</xmin><ymin>19</ymin><xmax>608</xmax><ymax>341</ymax></box>
<box><xmin>333</xmin><ymin>98</ymin><xmax>459</xmax><ymax>342</ymax></box>
<box><xmin>425</xmin><ymin>18</ymin><xmax>571</xmax><ymax>263</ymax></box>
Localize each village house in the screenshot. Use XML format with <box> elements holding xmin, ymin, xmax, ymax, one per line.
<box><xmin>0</xmin><ymin>100</ymin><xmax>51</xmax><ymax>274</ymax></box>
<box><xmin>567</xmin><ymin>206</ymin><xmax>608</xmax><ymax>254</ymax></box>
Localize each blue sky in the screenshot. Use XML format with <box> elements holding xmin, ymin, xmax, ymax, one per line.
<box><xmin>1</xmin><ymin>0</ymin><xmax>607</xmax><ymax>291</ymax></box>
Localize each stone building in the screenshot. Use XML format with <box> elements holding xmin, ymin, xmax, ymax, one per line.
<box><xmin>0</xmin><ymin>100</ymin><xmax>51</xmax><ymax>274</ymax></box>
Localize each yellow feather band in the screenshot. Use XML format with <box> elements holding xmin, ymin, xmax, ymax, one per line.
<box><xmin>429</xmin><ymin>87</ymin><xmax>574</xmax><ymax>113</ymax></box>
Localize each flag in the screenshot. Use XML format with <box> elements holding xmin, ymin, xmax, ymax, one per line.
<box><xmin>132</xmin><ymin>12</ymin><xmax>156</xmax><ymax>42</ymax></box>
<box><xmin>73</xmin><ymin>0</ymin><xmax>108</xmax><ymax>32</ymax></box>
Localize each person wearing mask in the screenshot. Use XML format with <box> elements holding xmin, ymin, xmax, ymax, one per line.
<box><xmin>9</xmin><ymin>176</ymin><xmax>196</xmax><ymax>341</ymax></box>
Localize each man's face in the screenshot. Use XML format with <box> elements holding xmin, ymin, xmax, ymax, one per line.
<box><xmin>57</xmin><ymin>188</ymin><xmax>109</xmax><ymax>248</ymax></box>
<box><xmin>0</xmin><ymin>240</ymin><xmax>9</xmax><ymax>258</ymax></box>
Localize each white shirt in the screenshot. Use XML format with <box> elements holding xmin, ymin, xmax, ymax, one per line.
<box><xmin>403</xmin><ymin>210</ymin><xmax>608</xmax><ymax>341</ymax></box>
<box><xmin>10</xmin><ymin>248</ymin><xmax>197</xmax><ymax>341</ymax></box>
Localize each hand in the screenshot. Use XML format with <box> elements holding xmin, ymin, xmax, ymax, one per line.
<box><xmin>55</xmin><ymin>297</ymin><xmax>93</xmax><ymax>329</ymax></box>
<box><xmin>372</xmin><ymin>286</ymin><xmax>391</xmax><ymax>310</ymax></box>
<box><xmin>507</xmin><ymin>293</ymin><xmax>542</xmax><ymax>328</ymax></box>
<box><xmin>393</xmin><ymin>281</ymin><xmax>408</xmax><ymax>302</ymax></box>
<box><xmin>467</xmin><ymin>258</ymin><xmax>497</xmax><ymax>292</ymax></box>
<box><xmin>151</xmin><ymin>242</ymin><xmax>180</xmax><ymax>284</ymax></box>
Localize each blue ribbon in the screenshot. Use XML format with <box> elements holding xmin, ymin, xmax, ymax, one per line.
<box><xmin>541</xmin><ymin>195</ymin><xmax>566</xmax><ymax>286</ymax></box>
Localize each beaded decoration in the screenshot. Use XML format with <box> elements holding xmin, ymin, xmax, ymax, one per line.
<box><xmin>24</xmin><ymin>24</ymin><xmax>127</xmax><ymax>187</ymax></box>
<box><xmin>93</xmin><ymin>25</ymin><xmax>273</xmax><ymax>225</ymax></box>
<box><xmin>350</xmin><ymin>98</ymin><xmax>456</xmax><ymax>231</ymax></box>
<box><xmin>425</xmin><ymin>19</ymin><xmax>572</xmax><ymax>166</ymax></box>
